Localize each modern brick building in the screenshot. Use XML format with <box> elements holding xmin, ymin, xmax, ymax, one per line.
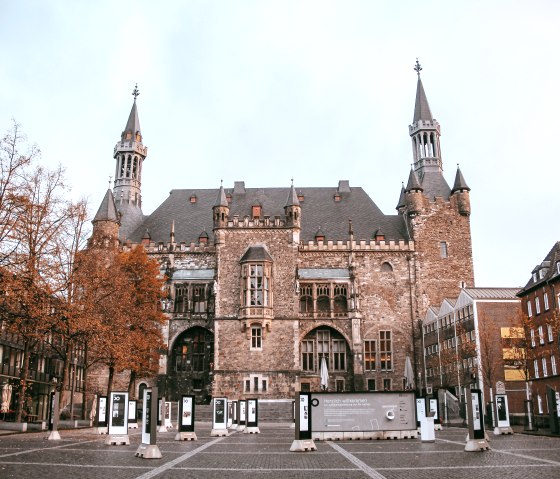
<box><xmin>517</xmin><ymin>241</ymin><xmax>560</xmax><ymax>417</ymax></box>
<box><xmin>421</xmin><ymin>288</ymin><xmax>525</xmax><ymax>418</ymax></box>
<box><xmin>90</xmin><ymin>66</ymin><xmax>475</xmax><ymax>404</ymax></box>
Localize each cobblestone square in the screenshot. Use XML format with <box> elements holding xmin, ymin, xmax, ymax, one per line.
<box><xmin>0</xmin><ymin>424</ymin><xmax>558</xmax><ymax>479</ymax></box>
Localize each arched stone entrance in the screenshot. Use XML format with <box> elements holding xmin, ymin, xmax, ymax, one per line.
<box><xmin>299</xmin><ymin>326</ymin><xmax>353</xmax><ymax>392</ymax></box>
<box><xmin>167</xmin><ymin>326</ymin><xmax>214</xmax><ymax>404</ymax></box>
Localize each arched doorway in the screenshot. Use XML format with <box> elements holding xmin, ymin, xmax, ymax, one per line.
<box><xmin>300</xmin><ymin>326</ymin><xmax>353</xmax><ymax>392</ymax></box>
<box><xmin>168</xmin><ymin>327</ymin><xmax>214</xmax><ymax>404</ymax></box>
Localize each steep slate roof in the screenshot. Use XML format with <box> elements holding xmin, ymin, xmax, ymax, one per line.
<box><xmin>117</xmin><ymin>202</ymin><xmax>145</xmax><ymax>240</ymax></box>
<box><xmin>413</xmin><ymin>78</ymin><xmax>433</xmax><ymax>123</ymax></box>
<box><xmin>451</xmin><ymin>167</ymin><xmax>470</xmax><ymax>193</ymax></box>
<box><xmin>127</xmin><ymin>184</ymin><xmax>409</xmax><ymax>244</ymax></box>
<box><xmin>519</xmin><ymin>241</ymin><xmax>560</xmax><ymax>293</ymax></box>
<box><xmin>419</xmin><ymin>170</ymin><xmax>451</xmax><ymax>200</ymax></box>
<box><xmin>124</xmin><ymin>100</ymin><xmax>141</xmax><ymax>137</ymax></box>
<box><xmin>93</xmin><ymin>189</ymin><xmax>119</xmax><ymax>223</ymax></box>
<box><xmin>463</xmin><ymin>287</ymin><xmax>522</xmax><ymax>300</ymax></box>
<box><xmin>240</xmin><ymin>245</ymin><xmax>273</xmax><ymax>262</ymax></box>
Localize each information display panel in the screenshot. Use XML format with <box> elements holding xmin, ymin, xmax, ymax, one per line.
<box><xmin>247</xmin><ymin>398</ymin><xmax>258</xmax><ymax>427</ymax></box>
<box><xmin>213</xmin><ymin>397</ymin><xmax>228</xmax><ymax>430</ymax></box>
<box><xmin>96</xmin><ymin>396</ymin><xmax>108</xmax><ymax>427</ymax></box>
<box><xmin>141</xmin><ymin>389</ymin><xmax>153</xmax><ymax>445</ymax></box>
<box><xmin>311</xmin><ymin>392</ymin><xmax>416</xmax><ymax>432</ymax></box>
<box><xmin>239</xmin><ymin>400</ymin><xmax>247</xmax><ymax>426</ymax></box>
<box><xmin>495</xmin><ymin>394</ymin><xmax>510</xmax><ymax>428</ymax></box>
<box><xmin>128</xmin><ymin>400</ymin><xmax>137</xmax><ymax>424</ymax></box>
<box><xmin>178</xmin><ymin>395</ymin><xmax>195</xmax><ymax>432</ymax></box>
<box><xmin>108</xmin><ymin>392</ymin><xmax>128</xmax><ymax>435</ymax></box>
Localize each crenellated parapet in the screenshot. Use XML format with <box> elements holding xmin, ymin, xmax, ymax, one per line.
<box><xmin>299</xmin><ymin>238</ymin><xmax>414</xmax><ymax>252</ymax></box>
<box><xmin>224</xmin><ymin>215</ymin><xmax>288</xmax><ymax>229</ymax></box>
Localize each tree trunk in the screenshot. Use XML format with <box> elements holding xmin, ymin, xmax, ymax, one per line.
<box><xmin>128</xmin><ymin>370</ymin><xmax>137</xmax><ymax>399</ymax></box>
<box><xmin>15</xmin><ymin>341</ymin><xmax>31</xmax><ymax>422</ymax></box>
<box><xmin>106</xmin><ymin>364</ymin><xmax>115</xmax><ymax>396</ymax></box>
<box><xmin>81</xmin><ymin>347</ymin><xmax>88</xmax><ymax>420</ymax></box>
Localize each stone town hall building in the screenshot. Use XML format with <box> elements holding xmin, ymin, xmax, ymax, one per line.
<box><xmin>91</xmin><ymin>69</ymin><xmax>474</xmax><ymax>404</ymax></box>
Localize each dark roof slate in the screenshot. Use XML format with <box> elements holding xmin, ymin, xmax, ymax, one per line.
<box><xmin>124</xmin><ymin>101</ymin><xmax>141</xmax><ymax>137</ymax></box>
<box><xmin>419</xmin><ymin>170</ymin><xmax>451</xmax><ymax>200</ymax></box>
<box><xmin>451</xmin><ymin>167</ymin><xmax>470</xmax><ymax>193</ymax></box>
<box><xmin>127</xmin><ymin>185</ymin><xmax>409</xmax><ymax>244</ymax></box>
<box><xmin>240</xmin><ymin>245</ymin><xmax>273</xmax><ymax>262</ymax></box>
<box><xmin>116</xmin><ymin>202</ymin><xmax>145</xmax><ymax>241</ymax></box>
<box><xmin>413</xmin><ymin>78</ymin><xmax>433</xmax><ymax>123</ymax></box>
<box><xmin>519</xmin><ymin>241</ymin><xmax>560</xmax><ymax>293</ymax></box>
<box><xmin>93</xmin><ymin>189</ymin><xmax>119</xmax><ymax>223</ymax></box>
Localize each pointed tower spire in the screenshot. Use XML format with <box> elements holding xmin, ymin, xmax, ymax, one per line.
<box><xmin>214</xmin><ymin>180</ymin><xmax>229</xmax><ymax>207</ymax></box>
<box><xmin>451</xmin><ymin>165</ymin><xmax>471</xmax><ymax>193</ymax></box>
<box><xmin>213</xmin><ymin>180</ymin><xmax>229</xmax><ymax>228</ymax></box>
<box><xmin>413</xmin><ymin>59</ymin><xmax>433</xmax><ymax>123</ymax></box>
<box><xmin>93</xmin><ymin>189</ymin><xmax>120</xmax><ymax>223</ymax></box>
<box><xmin>113</xmin><ymin>85</ymin><xmax>148</xmax><ymax>240</ymax></box>
<box><xmin>409</xmin><ymin>60</ymin><xmax>442</xmax><ymax>177</ymax></box>
<box><xmin>90</xmin><ymin>189</ymin><xmax>120</xmax><ymax>249</ymax></box>
<box><xmin>405</xmin><ymin>168</ymin><xmax>423</xmax><ymax>192</ymax></box>
<box><xmin>451</xmin><ymin>165</ymin><xmax>471</xmax><ymax>216</ymax></box>
<box><xmin>284</xmin><ymin>179</ymin><xmax>301</xmax><ymax>229</ymax></box>
<box><xmin>284</xmin><ymin>178</ymin><xmax>300</xmax><ymax>207</ymax></box>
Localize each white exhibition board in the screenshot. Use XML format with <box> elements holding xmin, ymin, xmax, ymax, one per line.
<box><xmin>311</xmin><ymin>392</ymin><xmax>416</xmax><ymax>432</ymax></box>
<box><xmin>108</xmin><ymin>392</ymin><xmax>129</xmax><ymax>435</ymax></box>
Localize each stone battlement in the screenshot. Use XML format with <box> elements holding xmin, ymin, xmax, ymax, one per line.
<box><xmin>299</xmin><ymin>239</ymin><xmax>414</xmax><ymax>251</ymax></box>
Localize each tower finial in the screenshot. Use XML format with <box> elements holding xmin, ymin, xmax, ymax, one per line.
<box><xmin>414</xmin><ymin>58</ymin><xmax>422</xmax><ymax>78</ymax></box>
<box><xmin>132</xmin><ymin>83</ymin><xmax>140</xmax><ymax>102</ymax></box>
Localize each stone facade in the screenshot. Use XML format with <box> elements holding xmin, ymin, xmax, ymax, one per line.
<box><xmin>90</xmin><ymin>72</ymin><xmax>476</xmax><ymax>404</ymax></box>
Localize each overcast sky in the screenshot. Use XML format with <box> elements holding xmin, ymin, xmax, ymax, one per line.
<box><xmin>1</xmin><ymin>1</ymin><xmax>558</xmax><ymax>288</ymax></box>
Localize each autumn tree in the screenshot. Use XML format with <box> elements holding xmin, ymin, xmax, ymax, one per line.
<box><xmin>84</xmin><ymin>246</ymin><xmax>166</xmax><ymax>397</ymax></box>
<box><xmin>0</xmin><ymin>121</ymin><xmax>38</xmax><ymax>267</ymax></box>
<box><xmin>116</xmin><ymin>247</ymin><xmax>166</xmax><ymax>397</ymax></box>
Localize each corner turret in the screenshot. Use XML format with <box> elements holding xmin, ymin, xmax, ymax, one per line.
<box><xmin>213</xmin><ymin>181</ymin><xmax>229</xmax><ymax>229</ymax></box>
<box><xmin>451</xmin><ymin>166</ymin><xmax>471</xmax><ymax>216</ymax></box>
<box><xmin>90</xmin><ymin>189</ymin><xmax>120</xmax><ymax>249</ymax></box>
<box><xmin>404</xmin><ymin>168</ymin><xmax>423</xmax><ymax>216</ymax></box>
<box><xmin>284</xmin><ymin>180</ymin><xmax>301</xmax><ymax>228</ymax></box>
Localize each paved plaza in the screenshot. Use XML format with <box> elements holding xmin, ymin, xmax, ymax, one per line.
<box><xmin>0</xmin><ymin>424</ymin><xmax>559</xmax><ymax>479</ymax></box>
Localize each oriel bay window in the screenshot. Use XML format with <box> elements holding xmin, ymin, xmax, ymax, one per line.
<box><xmin>239</xmin><ymin>245</ymin><xmax>273</xmax><ymax>318</ymax></box>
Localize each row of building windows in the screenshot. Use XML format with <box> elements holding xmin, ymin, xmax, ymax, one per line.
<box><xmin>426</xmin><ymin>357</ymin><xmax>478</xmax><ymax>378</ymax></box>
<box><xmin>529</xmin><ymin>324</ymin><xmax>556</xmax><ymax>347</ymax></box>
<box><xmin>527</xmin><ymin>292</ymin><xmax>560</xmax><ymax>316</ymax></box>
<box><xmin>247</xmin><ymin>327</ymin><xmax>393</xmax><ymax>373</ymax></box>
<box><xmin>533</xmin><ymin>355</ymin><xmax>558</xmax><ymax>378</ymax></box>
<box><xmin>423</xmin><ymin>306</ymin><xmax>474</xmax><ymax>334</ymax></box>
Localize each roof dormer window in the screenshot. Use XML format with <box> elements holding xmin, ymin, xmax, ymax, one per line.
<box><xmin>532</xmin><ymin>273</ymin><xmax>538</xmax><ymax>283</ymax></box>
<box><xmin>252</xmin><ymin>205</ymin><xmax>262</xmax><ymax>219</ymax></box>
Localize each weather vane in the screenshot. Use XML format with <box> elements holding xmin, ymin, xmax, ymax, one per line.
<box><xmin>108</xmin><ymin>175</ymin><xmax>112</xmax><ymax>188</ymax></box>
<box><xmin>414</xmin><ymin>58</ymin><xmax>422</xmax><ymax>77</ymax></box>
<box><xmin>132</xmin><ymin>83</ymin><xmax>140</xmax><ymax>101</ymax></box>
